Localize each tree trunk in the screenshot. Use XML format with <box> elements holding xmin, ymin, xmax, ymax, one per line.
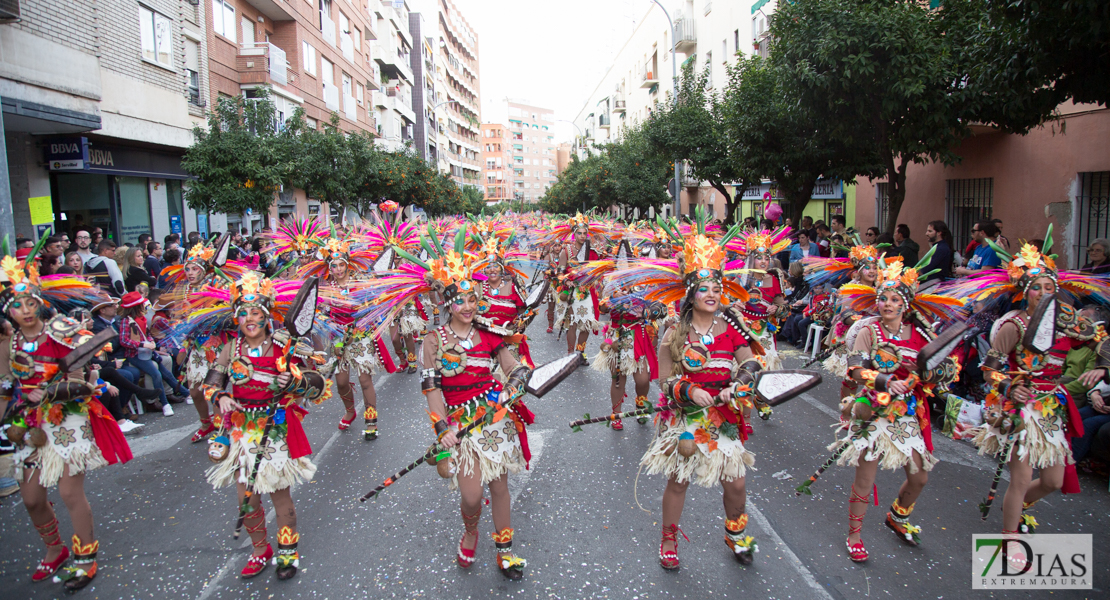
<box><xmin>710</xmin><ymin>181</ymin><xmax>735</xmax><ymax>226</ymax></box>
<box><xmin>882</xmin><ymin>154</ymin><xmax>910</xmax><ymax>235</ymax></box>
<box><xmin>783</xmin><ymin>179</ymin><xmax>817</xmax><ymax>232</ymax></box>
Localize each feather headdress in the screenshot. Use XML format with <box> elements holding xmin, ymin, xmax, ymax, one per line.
<box><xmin>296</xmin><ymin>224</ymin><xmax>376</xmax><ymax>280</ymax></box>
<box><xmin>536</xmin><ymin>212</ymin><xmax>608</xmax><ymax>246</ymax></box>
<box><xmin>270</xmin><ymin>216</ymin><xmax>328</xmax><ymax>257</ymax></box>
<box><xmin>838</xmin><ymin>247</ymin><xmax>965</xmax><ymax>324</ymax></box>
<box><xmin>939</xmin><ymin>225</ymin><xmax>1110</xmax><ymax>308</ymax></box>
<box><xmin>729</xmin><ymin>227</ymin><xmax>793</xmax><ymax>260</ymax></box>
<box><xmin>803</xmin><ymin>244</ymin><xmax>886</xmax><ymax>288</ymax></box>
<box><xmin>161</xmin><ymin>233</ymin><xmax>247</xmax><ymax>286</ymax></box>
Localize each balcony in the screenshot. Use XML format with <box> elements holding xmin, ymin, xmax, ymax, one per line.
<box><xmin>640</xmin><ymin>65</ymin><xmax>658</xmax><ymax>88</ymax></box>
<box><xmin>323</xmin><ymin>82</ymin><xmax>339</xmax><ymax>111</ymax></box>
<box><xmin>343</xmin><ymin>93</ymin><xmax>358</xmax><ymax>122</ymax></box>
<box><xmin>320</xmin><ymin>11</ymin><xmax>336</xmax><ymax>47</ymax></box>
<box><xmin>598</xmin><ymin>114</ymin><xmax>611</xmax><ymax>130</ymax></box>
<box><xmin>373</xmin><ymin>38</ymin><xmax>414</xmax><ymax>84</ymax></box>
<box><xmin>242</xmin><ymin>0</ymin><xmax>294</xmax><ymax>22</ymax></box>
<box><xmin>612</xmin><ymin>95</ymin><xmax>626</xmax><ymax>113</ymax></box>
<box><xmin>674</xmin><ymin>15</ymin><xmax>696</xmax><ymax>52</ymax></box>
<box><xmin>238</xmin><ymin>42</ymin><xmax>289</xmax><ymax>87</ymax></box>
<box><xmin>341</xmin><ymin>33</ymin><xmax>355</xmax><ymax>64</ymax></box>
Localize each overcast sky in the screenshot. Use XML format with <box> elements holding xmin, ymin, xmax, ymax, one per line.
<box><xmin>443</xmin><ymin>0</ymin><xmax>650</xmax><ymax>143</ymax></box>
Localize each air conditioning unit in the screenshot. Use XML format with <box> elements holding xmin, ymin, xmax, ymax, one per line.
<box><xmin>0</xmin><ymin>0</ymin><xmax>20</xmax><ymax>22</ymax></box>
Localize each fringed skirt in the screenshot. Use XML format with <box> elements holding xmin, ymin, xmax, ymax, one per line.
<box><xmin>207</xmin><ymin>408</ymin><xmax>316</xmax><ymax>494</ymax></box>
<box><xmin>591</xmin><ymin>328</ymin><xmax>647</xmax><ymax>376</ymax></box>
<box><xmin>641</xmin><ymin>407</ymin><xmax>755</xmax><ymax>487</ymax></box>
<box><xmin>336</xmin><ymin>332</ymin><xmax>383</xmax><ymax>376</ymax></box>
<box><xmin>557</xmin><ymin>288</ymin><xmax>600</xmax><ymax>332</ymax></box>
<box><xmin>397</xmin><ymin>301</ymin><xmax>428</xmax><ymax>336</ymax></box>
<box><xmin>445</xmin><ymin>390</ymin><xmax>527</xmax><ymax>489</ymax></box>
<box><xmin>971</xmin><ymin>403</ymin><xmax>1072</xmax><ymax>469</ymax></box>
<box><xmin>14</xmin><ymin>412</ymin><xmax>108</xmax><ymax>488</ymax></box>
<box><xmin>185</xmin><ymin>347</ymin><xmax>210</xmax><ymax>388</ymax></box>
<box><xmin>833</xmin><ymin>414</ymin><xmax>937</xmax><ymax>473</ymax></box>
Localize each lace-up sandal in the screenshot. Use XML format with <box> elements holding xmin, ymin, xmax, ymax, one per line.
<box><xmin>31</xmin><ymin>515</ymin><xmax>68</xmax><ymax>582</ymax></box>
<box><xmin>54</xmin><ymin>536</ymin><xmax>97</xmax><ymax>591</ymax></box>
<box><xmin>575</xmin><ymin>342</ymin><xmax>588</xmax><ymax>366</ymax></box>
<box><xmin>274</xmin><ymin>526</ymin><xmax>299</xmax><ymax>580</ymax></box>
<box><xmin>338</xmin><ymin>390</ymin><xmax>356</xmax><ymax>431</ymax></box>
<box><xmin>493</xmin><ymin>528</ymin><xmax>526</xmax><ymax>580</ymax></box>
<box><xmin>363</xmin><ymin>406</ymin><xmax>378</xmax><ymax>440</ymax></box>
<box><xmin>241</xmin><ymin>509</ymin><xmax>271</xmax><ymax>578</ymax></box>
<box><xmin>1019</xmin><ymin>501</ymin><xmax>1038</xmax><ymax>534</ymax></box>
<box><xmin>846</xmin><ymin>486</ymin><xmax>869</xmax><ymax>562</ymax></box>
<box><xmin>724</xmin><ymin>514</ymin><xmax>758</xmax><ymax>565</ymax></box>
<box><xmin>406</xmin><ymin>352</ymin><xmax>418</xmax><ymax>374</ymax></box>
<box><xmin>457</xmin><ymin>508</ymin><xmax>480</xmax><ymax>568</ymax></box>
<box><xmin>609</xmin><ymin>397</ymin><xmax>624</xmax><ymax>430</ymax></box>
<box><xmin>191</xmin><ymin>417</ymin><xmax>216</xmax><ymax>443</ymax></box>
<box><xmin>885</xmin><ymin>498</ymin><xmax>921</xmax><ymax>546</ymax></box>
<box><xmin>659</xmin><ymin>524</ymin><xmax>688</xmax><ymax>570</ymax></box>
<box><xmin>635</xmin><ymin>395</ymin><xmax>649</xmax><ymax>424</ymax></box>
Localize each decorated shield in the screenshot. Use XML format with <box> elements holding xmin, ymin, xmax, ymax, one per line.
<box><xmin>752</xmin><ymin>370</ymin><xmax>823</xmax><ymax>406</ymax></box>
<box><xmin>284</xmin><ymin>276</ymin><xmax>319</xmax><ymax>338</ymax></box>
<box><xmin>525</xmin><ymin>353</ymin><xmax>580</xmax><ymax>398</ymax></box>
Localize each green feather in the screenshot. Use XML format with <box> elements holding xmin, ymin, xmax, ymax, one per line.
<box><xmin>27</xmin><ymin>231</ymin><xmax>49</xmax><ymax>260</ymax></box>
<box><xmin>1</xmin><ymin>235</ymin><xmax>9</xmax><ymax>258</ymax></box>
<box><xmin>986</xmin><ymin>238</ymin><xmax>1012</xmax><ymax>263</ymax></box>
<box><xmin>427</xmin><ymin>225</ymin><xmax>445</xmax><ymax>255</ymax></box>
<box><xmin>453</xmin><ymin>228</ymin><xmax>466</xmax><ymax>255</ymax></box>
<box><xmin>395</xmin><ymin>247</ymin><xmax>430</xmax><ymax>270</ymax></box>
<box><xmin>913</xmin><ymin>244</ymin><xmax>938</xmax><ymax>272</ymax></box>
<box><xmin>1042</xmin><ymin>224</ymin><xmax>1055</xmax><ymax>258</ymax></box>
<box><xmin>420</xmin><ymin>237</ymin><xmax>436</xmax><ymax>259</ymax></box>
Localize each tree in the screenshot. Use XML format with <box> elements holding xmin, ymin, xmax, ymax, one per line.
<box><xmin>721</xmin><ymin>56</ymin><xmax>881</xmax><ymax>228</ymax></box>
<box><xmin>945</xmin><ymin>0</ymin><xmax>1109</xmax><ymax>133</ymax></box>
<box><xmin>286</xmin><ymin>112</ymin><xmax>361</xmax><ymax>214</ymax></box>
<box><xmin>643</xmin><ymin>62</ymin><xmax>753</xmax><ymax>224</ymax></box>
<box><xmin>772</xmin><ymin>0</ymin><xmax>965</xmax><ymax>234</ymax></box>
<box><xmin>182</xmin><ymin>89</ymin><xmax>290</xmax><ymax>215</ymax></box>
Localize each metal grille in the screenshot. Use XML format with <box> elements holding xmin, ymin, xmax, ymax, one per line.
<box><xmin>945</xmin><ymin>178</ymin><xmax>993</xmax><ymax>252</ymax></box>
<box><xmin>875</xmin><ymin>183</ymin><xmax>890</xmax><ymax>232</ymax></box>
<box><xmin>1075</xmin><ymin>172</ymin><xmax>1110</xmax><ymax>268</ymax></box>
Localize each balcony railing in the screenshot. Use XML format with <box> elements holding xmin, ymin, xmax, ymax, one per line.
<box><xmin>674</xmin><ymin>15</ymin><xmax>696</xmax><ymax>52</ymax></box>
<box><xmin>238</xmin><ymin>42</ymin><xmax>289</xmax><ymax>87</ymax></box>
<box><xmin>323</xmin><ymin>82</ymin><xmax>339</xmax><ymax>111</ymax></box>
<box><xmin>344</xmin><ymin>94</ymin><xmax>358</xmax><ymax>121</ymax></box>
<box><xmin>598</xmin><ymin>114</ymin><xmax>611</xmax><ymax>129</ymax></box>
<box><xmin>320</xmin><ymin>11</ymin><xmax>336</xmax><ymax>47</ymax></box>
<box><xmin>640</xmin><ymin>64</ymin><xmax>658</xmax><ymax>88</ymax></box>
<box><xmin>612</xmin><ymin>96</ymin><xmax>626</xmax><ymax>113</ymax></box>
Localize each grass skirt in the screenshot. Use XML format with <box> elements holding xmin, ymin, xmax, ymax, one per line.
<box><xmin>971</xmin><ymin>404</ymin><xmax>1072</xmax><ymax>468</ymax></box>
<box><xmin>14</xmin><ymin>412</ymin><xmax>108</xmax><ymax>488</ymax></box>
<box><xmin>206</xmin><ymin>410</ymin><xmax>316</xmax><ymax>494</ymax></box>
<box><xmin>186</xmin><ymin>348</ymin><xmax>209</xmax><ymax>388</ymax></box>
<box><xmin>556</xmin><ymin>289</ymin><xmax>600</xmax><ymax>332</ymax></box>
<box><xmin>336</xmin><ymin>332</ymin><xmax>383</xmax><ymax>376</ymax></box>
<box><xmin>590</xmin><ymin>329</ymin><xmax>646</xmax><ymax>375</ymax></box>
<box><xmin>398</xmin><ymin>302</ymin><xmax>428</xmax><ymax>336</ymax></box>
<box><xmin>448</xmin><ymin>407</ymin><xmax>526</xmax><ymax>490</ymax></box>
<box><xmin>832</xmin><ymin>415</ymin><xmax>938</xmax><ymax>473</ymax></box>
<box><xmin>641</xmin><ymin>408</ymin><xmax>755</xmax><ymax>487</ymax></box>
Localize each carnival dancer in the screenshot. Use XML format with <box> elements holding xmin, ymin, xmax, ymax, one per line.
<box><xmin>161</xmin><ymin>234</ymin><xmax>246</xmax><ymax>442</ymax></box>
<box><xmin>595</xmin><ymin>289</ymin><xmax>661</xmax><ymax>430</ymax></box>
<box><xmin>370</xmin><ymin>202</ymin><xmax>427</xmax><ymax>374</ymax></box>
<box><xmin>544</xmin><ymin>213</ymin><xmax>606</xmax><ymax>364</ymax></box>
<box><xmin>473</xmin><ymin>236</ymin><xmax>535</xmax><ymax>368</ymax></box>
<box><xmin>0</xmin><ymin>252</ymin><xmax>132</xmax><ymax>590</ymax></box>
<box><xmin>804</xmin><ymin>244</ymin><xmax>883</xmax><ymax>403</ymax></box>
<box><xmin>732</xmin><ymin>227</ymin><xmax>793</xmax><ymax>371</ymax></box>
<box><xmin>189</xmin><ymin>271</ymin><xmax>331</xmax><ymax>580</ymax></box>
<box><xmin>832</xmin><ymin>252</ymin><xmax>963</xmax><ymax>562</ymax></box>
<box><xmin>299</xmin><ymin>229</ymin><xmax>394</xmax><ymax>439</ymax></box>
<box><xmin>951</xmin><ymin>232</ymin><xmax>1110</xmax><ymax>536</ymax></box>
<box><xmin>356</xmin><ymin>229</ymin><xmax>535</xmax><ymax>579</ymax></box>
<box><xmin>610</xmin><ymin>221</ymin><xmax>766</xmax><ymax>569</ymax></box>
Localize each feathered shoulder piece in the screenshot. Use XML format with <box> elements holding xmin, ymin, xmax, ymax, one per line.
<box><xmin>297</xmin><ymin>222</ymin><xmax>376</xmax><ymax>280</ymax></box>
<box><xmin>536</xmin><ymin>212</ymin><xmax>608</xmax><ymax>246</ymax></box>
<box><xmin>270</xmin><ymin>216</ymin><xmax>328</xmax><ymax>257</ymax></box>
<box><xmin>803</xmin><ymin>244</ymin><xmax>887</xmax><ymax>288</ymax></box>
<box><xmin>728</xmin><ymin>226</ymin><xmax>793</xmax><ymax>260</ymax></box>
<box><xmin>839</xmin><ymin>248</ymin><xmax>965</xmax><ymax>324</ymax></box>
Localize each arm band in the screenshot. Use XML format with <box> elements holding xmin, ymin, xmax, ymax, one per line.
<box><xmin>286</xmin><ymin>369</ymin><xmax>327</xmax><ymax>402</ymax></box>
<box><xmin>873</xmin><ymin>373</ymin><xmax>891</xmax><ymax>393</ymax></box>
<box><xmin>421</xmin><ymin>368</ymin><xmax>442</xmax><ymax>394</ymax></box>
<box><xmin>433</xmin><ymin>419</ymin><xmax>449</xmax><ymax>440</ymax></box>
<box><xmin>42</xmin><ymin>379</ymin><xmax>96</xmax><ymax>403</ymax></box>
<box><xmin>846</xmin><ymin>353</ymin><xmax>873</xmax><ymax>372</ymax></box>
<box><xmin>503</xmin><ymin>365</ymin><xmax>533</xmax><ymax>403</ymax></box>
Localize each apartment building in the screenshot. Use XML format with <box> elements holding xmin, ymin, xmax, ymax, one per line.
<box><xmin>430</xmin><ymin>0</ymin><xmax>481</xmax><ymax>188</ymax></box>
<box><xmin>572</xmin><ymin>1</ymin><xmax>853</xmax><ymax>223</ymax></box>
<box><xmin>368</xmin><ymin>0</ymin><xmax>415</xmax><ymax>152</ymax></box>
<box><xmin>1</xmin><ymin>0</ymin><xmax>211</xmax><ymax>243</ymax></box>
<box><xmin>502</xmin><ymin>101</ymin><xmax>556</xmax><ymax>203</ymax></box>
<box><xmin>409</xmin><ymin>11</ymin><xmax>440</xmax><ymax>165</ymax></box>
<box><xmin>481</xmin><ymin>123</ymin><xmax>510</xmax><ymax>203</ymax></box>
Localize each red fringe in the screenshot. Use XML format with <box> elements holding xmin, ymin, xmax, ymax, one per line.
<box><xmin>87</xmin><ymin>399</ymin><xmax>132</xmax><ymax>465</ymax></box>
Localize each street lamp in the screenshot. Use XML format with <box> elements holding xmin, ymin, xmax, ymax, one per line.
<box><xmin>651</xmin><ymin>0</ymin><xmax>681</xmax><ymax>218</ymax></box>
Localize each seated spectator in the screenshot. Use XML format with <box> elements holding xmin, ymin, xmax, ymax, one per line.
<box><xmin>85</xmin><ymin>239</ymin><xmax>126</xmax><ymax>297</ymax></box>
<box><xmin>1080</xmin><ymin>239</ymin><xmax>1110</xmax><ymax>275</ymax></box>
<box><xmin>118</xmin><ymin>292</ymin><xmax>189</xmax><ymax>416</ymax></box>
<box><xmin>123</xmin><ymin>246</ymin><xmax>158</xmax><ymax>292</ymax></box>
<box><xmin>789</xmin><ymin>232</ymin><xmax>819</xmax><ymax>263</ymax></box>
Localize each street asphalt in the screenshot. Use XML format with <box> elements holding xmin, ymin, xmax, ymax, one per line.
<box><xmin>1</xmin><ymin>315</ymin><xmax>1106</xmax><ymax>599</ymax></box>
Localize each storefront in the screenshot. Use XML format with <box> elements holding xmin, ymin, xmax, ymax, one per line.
<box><xmin>44</xmin><ymin>136</ymin><xmax>194</xmax><ymax>245</ymax></box>
<box><xmin>733</xmin><ymin>178</ymin><xmax>854</xmax><ymax>225</ymax></box>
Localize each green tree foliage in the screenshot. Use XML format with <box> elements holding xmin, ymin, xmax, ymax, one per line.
<box><xmin>721</xmin><ymin>56</ymin><xmax>880</xmax><ymax>228</ymax></box>
<box><xmin>542</xmin><ymin>125</ymin><xmax>669</xmax><ymax>217</ymax></box>
<box><xmin>643</xmin><ymin>62</ymin><xmax>752</xmax><ymax>224</ymax></box>
<box><xmin>285</xmin><ymin>113</ymin><xmax>358</xmax><ymax>211</ymax></box>
<box><xmin>182</xmin><ymin>90</ymin><xmax>291</xmax><ymax>215</ymax></box>
<box><xmin>943</xmin><ymin>0</ymin><xmax>1109</xmax><ymax>133</ymax></box>
<box><xmin>772</xmin><ymin>0</ymin><xmax>965</xmax><ymax>234</ymax></box>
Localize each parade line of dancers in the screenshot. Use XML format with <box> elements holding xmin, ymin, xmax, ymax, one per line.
<box><xmin>2</xmin><ymin>205</ymin><xmax>1106</xmax><ymax>589</ymax></box>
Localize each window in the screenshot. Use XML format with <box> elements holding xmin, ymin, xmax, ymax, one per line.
<box><xmin>342</xmin><ymin>72</ymin><xmax>352</xmax><ymax>97</ymax></box>
<box><xmin>1075</xmin><ymin>172</ymin><xmax>1110</xmax><ymax>267</ymax></box>
<box><xmin>944</xmin><ymin>178</ymin><xmax>994</xmax><ymax>252</ymax></box>
<box><xmin>734</xmin><ymin>29</ymin><xmax>739</xmax><ymax>54</ymax></box>
<box><xmin>212</xmin><ymin>1</ymin><xmax>236</xmax><ymax>43</ymax></box>
<box><xmin>140</xmin><ymin>6</ymin><xmax>173</xmax><ymax>67</ymax></box>
<box><xmin>302</xmin><ymin>41</ymin><xmax>317</xmax><ymax>75</ymax></box>
<box><xmin>356</xmin><ymin>82</ymin><xmax>364</xmax><ymax>105</ymax></box>
<box><xmin>185</xmin><ymin>40</ymin><xmax>201</xmax><ymax>105</ymax></box>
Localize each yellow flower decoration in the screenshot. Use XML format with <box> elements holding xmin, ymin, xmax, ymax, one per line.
<box><xmin>1</xmin><ymin>256</ymin><xmax>25</xmax><ymax>284</ymax></box>
<box><xmin>682</xmin><ymin>234</ymin><xmax>726</xmax><ymax>275</ymax></box>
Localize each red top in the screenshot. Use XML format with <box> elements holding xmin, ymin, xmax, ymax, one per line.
<box><xmin>865</xmin><ymin>320</ymin><xmax>936</xmax><ymax>452</ymax></box>
<box><xmin>229</xmin><ymin>339</ymin><xmax>313</xmax><ymax>408</ymax></box>
<box><xmin>441</xmin><ymin>328</ymin><xmax>506</xmax><ymax>406</ymax></box>
<box><xmin>483</xmin><ymin>284</ymin><xmax>525</xmax><ymax>327</ymax></box>
<box><xmin>10</xmin><ymin>334</ymin><xmax>71</xmax><ymax>387</ymax></box>
<box><xmin>683</xmin><ymin>324</ymin><xmax>750</xmax><ymax>395</ymax></box>
<box><xmin>119</xmin><ymin>315</ymin><xmax>151</xmax><ymax>358</ymax></box>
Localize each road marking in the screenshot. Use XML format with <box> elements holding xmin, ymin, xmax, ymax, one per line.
<box><xmin>508</xmin><ymin>428</ymin><xmax>551</xmax><ymax>506</ymax></box>
<box><xmin>194</xmin><ymin>429</ymin><xmax>342</xmax><ymax>600</ymax></box>
<box><xmin>748</xmin><ymin>504</ymin><xmax>836</xmax><ymax>600</ymax></box>
<box><xmin>801</xmin><ymin>393</ymin><xmax>1005</xmax><ymax>479</ymax></box>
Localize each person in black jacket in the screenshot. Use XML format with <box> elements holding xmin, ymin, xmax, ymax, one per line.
<box><xmin>923</xmin><ymin>220</ymin><xmax>954</xmax><ymax>282</ymax></box>
<box><xmin>89</xmin><ymin>298</ymin><xmax>158</xmax><ymax>431</ymax></box>
<box><xmin>85</xmin><ymin>239</ymin><xmax>126</xmax><ymax>297</ymax></box>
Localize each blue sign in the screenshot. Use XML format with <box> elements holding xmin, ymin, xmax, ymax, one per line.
<box><xmin>35</xmin><ymin>224</ymin><xmax>54</xmax><ymax>239</ymax></box>
<box><xmin>197</xmin><ymin>214</ymin><xmax>209</xmax><ymax>238</ymax></box>
<box><xmin>45</xmin><ymin>137</ymin><xmax>89</xmax><ymax>171</ymax></box>
<box><xmin>169</xmin><ymin>215</ymin><xmax>182</xmax><ymax>235</ymax></box>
